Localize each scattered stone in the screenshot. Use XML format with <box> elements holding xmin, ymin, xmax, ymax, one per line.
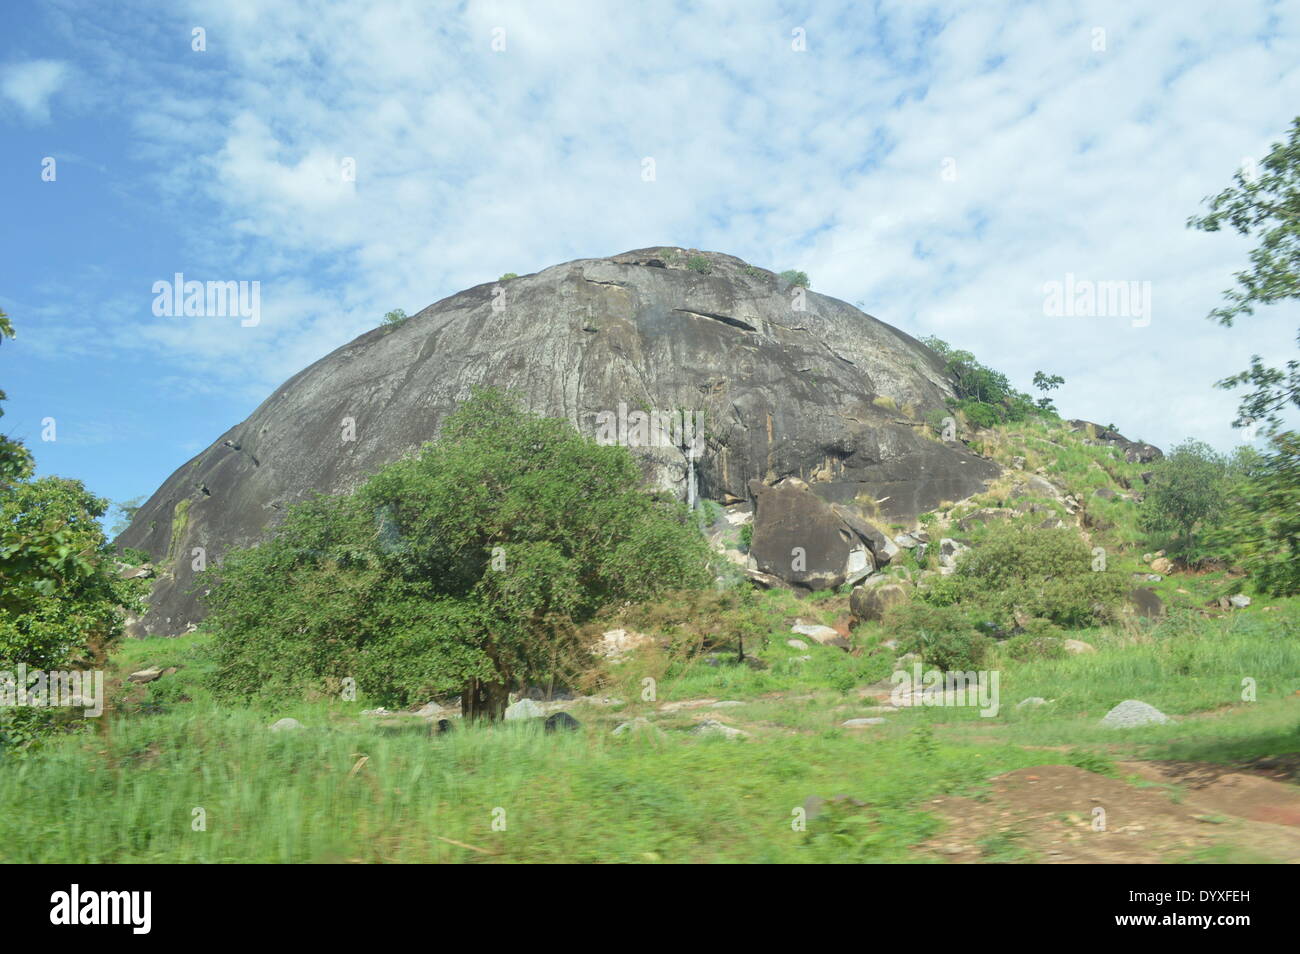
<box><xmin>612</xmin><ymin>717</ymin><xmax>664</xmax><ymax>738</ymax></box>
<box><xmin>1011</xmin><ymin>456</ymin><xmax>1026</xmax><ymax>470</ymax></box>
<box><xmin>127</xmin><ymin>667</ymin><xmax>163</xmax><ymax>684</ymax></box>
<box><xmin>361</xmin><ymin>707</ymin><xmax>392</xmax><ymax>716</ymax></box>
<box><xmin>712</xmin><ymin>700</ymin><xmax>744</xmax><ymax>708</ymax></box>
<box><xmin>1127</xmin><ymin>587</ymin><xmax>1165</xmax><ymax>619</ymax></box>
<box><xmin>1100</xmin><ymin>700</ymin><xmax>1172</xmax><ymax>729</ymax></box>
<box><xmin>849</xmin><ymin>582</ymin><xmax>908</xmax><ymax>622</ymax></box>
<box><xmin>1228</xmin><ymin>594</ymin><xmax>1252</xmax><ymax>609</ymax></box>
<box><xmin>791</xmin><ymin>621</ymin><xmax>841</xmax><ymax>644</ymax></box>
<box><xmin>690</xmin><ymin>720</ymin><xmax>749</xmax><ymax>739</ymax></box>
<box><xmin>1150</xmin><ymin>557</ymin><xmax>1173</xmax><ymax>575</ymax></box>
<box><xmin>1063</xmin><ymin>639</ymin><xmax>1095</xmax><ymax>655</ymax></box>
<box><xmin>503</xmin><ymin>698</ymin><xmax>545</xmax><ymax>721</ymax></box>
<box><xmin>544</xmin><ymin>711</ymin><xmax>581</xmax><ymax>732</ymax></box>
<box><xmin>786</xmin><ymin>638</ymin><xmax>809</xmax><ymax>650</ymax></box>
<box><xmin>1016</xmin><ymin>697</ymin><xmax>1050</xmax><ymax>708</ymax></box>
<box><xmin>269</xmin><ymin>717</ymin><xmax>303</xmax><ymax>732</ymax></box>
<box><xmin>658</xmin><ymin>698</ymin><xmax>718</xmax><ymax>712</ymax></box>
<box><xmin>841</xmin><ymin>717</ymin><xmax>887</xmax><ymax>727</ymax></box>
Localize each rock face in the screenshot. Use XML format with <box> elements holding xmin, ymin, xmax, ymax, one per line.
<box><xmin>1067</xmin><ymin>420</ymin><xmax>1163</xmax><ymax>464</ymax></box>
<box><xmin>117</xmin><ymin>247</ymin><xmax>998</xmax><ymax>636</ymax></box>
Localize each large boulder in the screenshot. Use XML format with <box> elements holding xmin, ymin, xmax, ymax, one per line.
<box><xmin>117</xmin><ymin>247</ymin><xmax>998</xmax><ymax>635</ymax></box>
<box><xmin>747</xmin><ymin>477</ymin><xmax>897</xmax><ymax>591</ymax></box>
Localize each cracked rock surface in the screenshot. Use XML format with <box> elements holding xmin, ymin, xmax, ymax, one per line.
<box><xmin>118</xmin><ymin>247</ymin><xmax>997</xmax><ymax>636</ymax></box>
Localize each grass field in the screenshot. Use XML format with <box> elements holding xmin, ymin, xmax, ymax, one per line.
<box><xmin>3</xmin><ymin>593</ymin><xmax>1296</xmax><ymax>864</ymax></box>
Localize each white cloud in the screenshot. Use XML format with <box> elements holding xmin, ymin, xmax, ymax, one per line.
<box><xmin>0</xmin><ymin>58</ymin><xmax>69</xmax><ymax>122</ymax></box>
<box><xmin>53</xmin><ymin>0</ymin><xmax>1300</xmax><ymax>451</ymax></box>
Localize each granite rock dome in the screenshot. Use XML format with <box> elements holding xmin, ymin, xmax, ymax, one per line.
<box><xmin>118</xmin><ymin>247</ymin><xmax>998</xmax><ymax>635</ymax></box>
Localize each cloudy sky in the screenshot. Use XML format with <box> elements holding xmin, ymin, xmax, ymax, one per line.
<box><xmin>2</xmin><ymin>0</ymin><xmax>1298</xmax><ymax>518</ymax></box>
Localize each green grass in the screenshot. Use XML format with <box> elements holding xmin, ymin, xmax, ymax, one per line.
<box><xmin>4</xmin><ymin>596</ymin><xmax>1296</xmax><ymax>863</ymax></box>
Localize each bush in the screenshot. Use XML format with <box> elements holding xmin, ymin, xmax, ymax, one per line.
<box><xmin>1139</xmin><ymin>439</ymin><xmax>1228</xmax><ymax>548</ymax></box>
<box><xmin>921</xmin><ymin>523</ymin><xmax>1126</xmax><ymax>630</ymax></box>
<box><xmin>201</xmin><ymin>390</ymin><xmax>712</xmax><ymax>716</ymax></box>
<box><xmin>1206</xmin><ymin>431</ymin><xmax>1300</xmax><ymax>594</ymax></box>
<box><xmin>1002</xmin><ymin>632</ymin><xmax>1067</xmax><ymax>662</ymax></box>
<box><xmin>779</xmin><ymin>269</ymin><xmax>810</xmax><ymax>288</ymax></box>
<box><xmin>381</xmin><ymin>308</ymin><xmax>408</xmax><ymax>328</ymax></box>
<box><xmin>886</xmin><ymin>603</ymin><xmax>990</xmax><ymax>671</ymax></box>
<box><xmin>921</xmin><ymin>336</ymin><xmax>1044</xmax><ymax>427</ymax></box>
<box><xmin>685</xmin><ymin>255</ymin><xmax>712</xmax><ymax>274</ymax></box>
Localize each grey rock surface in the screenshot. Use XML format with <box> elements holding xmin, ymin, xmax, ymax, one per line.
<box><xmin>118</xmin><ymin>247</ymin><xmax>998</xmax><ymax>635</ymax></box>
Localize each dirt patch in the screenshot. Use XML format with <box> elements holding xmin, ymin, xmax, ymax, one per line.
<box><xmin>919</xmin><ymin>764</ymin><xmax>1300</xmax><ymax>863</ymax></box>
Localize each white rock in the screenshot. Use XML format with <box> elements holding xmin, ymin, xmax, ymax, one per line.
<box><xmin>1229</xmin><ymin>594</ymin><xmax>1251</xmax><ymax>608</ymax></box>
<box><xmin>504</xmin><ymin>698</ymin><xmax>545</xmax><ymax>721</ymax></box>
<box><xmin>690</xmin><ymin>720</ymin><xmax>749</xmax><ymax>739</ymax></box>
<box><xmin>786</xmin><ymin>638</ymin><xmax>809</xmax><ymax>650</ymax></box>
<box><xmin>269</xmin><ymin>718</ymin><xmax>303</xmax><ymax>732</ymax></box>
<box><xmin>841</xmin><ymin>717</ymin><xmax>887</xmax><ymax>727</ymax></box>
<box><xmin>791</xmin><ymin>622</ymin><xmax>841</xmax><ymax>645</ymax></box>
<box><xmin>1100</xmin><ymin>700</ymin><xmax>1172</xmax><ymax>729</ymax></box>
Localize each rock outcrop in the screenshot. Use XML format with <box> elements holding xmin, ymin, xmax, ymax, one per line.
<box><xmin>117</xmin><ymin>247</ymin><xmax>998</xmax><ymax>635</ymax></box>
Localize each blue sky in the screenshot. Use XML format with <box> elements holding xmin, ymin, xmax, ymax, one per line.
<box><xmin>2</xmin><ymin>0</ymin><xmax>1298</xmax><ymax>526</ymax></box>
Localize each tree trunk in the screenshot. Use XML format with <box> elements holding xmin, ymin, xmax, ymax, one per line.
<box><xmin>461</xmin><ymin>677</ymin><xmax>509</xmax><ymax>721</ymax></box>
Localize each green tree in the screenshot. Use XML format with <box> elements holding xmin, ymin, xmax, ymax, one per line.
<box><xmin>921</xmin><ymin>336</ymin><xmax>1040</xmax><ymax>426</ymax></box>
<box><xmin>202</xmin><ymin>390</ymin><xmax>712</xmax><ymax>718</ymax></box>
<box><xmin>1139</xmin><ymin>439</ymin><xmax>1228</xmax><ymax>548</ymax></box>
<box><xmin>1206</xmin><ymin>432</ymin><xmax>1300</xmax><ymax>594</ymax></box>
<box><xmin>779</xmin><ymin>269</ymin><xmax>810</xmax><ymax>288</ymax></box>
<box><xmin>1032</xmin><ymin>371</ymin><xmax>1065</xmax><ymax>413</ymax></box>
<box><xmin>1188</xmin><ymin>117</ymin><xmax>1300</xmax><ymax>433</ymax></box>
<box><xmin>381</xmin><ymin>308</ymin><xmax>408</xmax><ymax>328</ymax></box>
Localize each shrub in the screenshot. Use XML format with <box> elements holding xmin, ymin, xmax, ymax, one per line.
<box><xmin>886</xmin><ymin>603</ymin><xmax>990</xmax><ymax>671</ymax></box>
<box><xmin>1002</xmin><ymin>632</ymin><xmax>1067</xmax><ymax>662</ymax></box>
<box><xmin>201</xmin><ymin>390</ymin><xmax>712</xmax><ymax>717</ymax></box>
<box><xmin>921</xmin><ymin>523</ymin><xmax>1126</xmax><ymax>630</ymax></box>
<box><xmin>381</xmin><ymin>308</ymin><xmax>408</xmax><ymax>328</ymax></box>
<box><xmin>779</xmin><ymin>269</ymin><xmax>810</xmax><ymax>288</ymax></box>
<box><xmin>685</xmin><ymin>255</ymin><xmax>712</xmax><ymax>274</ymax></box>
<box><xmin>499</xmin><ymin>272</ymin><xmax>518</xmax><ymax>281</ymax></box>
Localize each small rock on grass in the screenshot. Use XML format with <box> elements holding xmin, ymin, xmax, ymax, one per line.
<box><xmin>544</xmin><ymin>711</ymin><xmax>580</xmax><ymax>732</ymax></box>
<box><xmin>690</xmin><ymin>720</ymin><xmax>749</xmax><ymax>739</ymax></box>
<box><xmin>269</xmin><ymin>717</ymin><xmax>303</xmax><ymax>732</ymax></box>
<box><xmin>1100</xmin><ymin>699</ymin><xmax>1171</xmax><ymax>729</ymax></box>
<box><xmin>841</xmin><ymin>717</ymin><xmax>887</xmax><ymax>727</ymax></box>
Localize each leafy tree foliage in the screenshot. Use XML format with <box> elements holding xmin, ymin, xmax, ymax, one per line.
<box><xmin>1032</xmin><ymin>371</ymin><xmax>1065</xmax><ymax>413</ymax></box>
<box><xmin>1139</xmin><ymin>439</ymin><xmax>1230</xmax><ymax>547</ymax></box>
<box><xmin>202</xmin><ymin>390</ymin><xmax>712</xmax><ymax>717</ymax></box>
<box><xmin>1205</xmin><ymin>432</ymin><xmax>1300</xmax><ymax>594</ymax></box>
<box><xmin>1189</xmin><ymin>116</ymin><xmax>1300</xmax><ymax>433</ymax></box>
<box><xmin>779</xmin><ymin>269</ymin><xmax>810</xmax><ymax>288</ymax></box>
<box><xmin>920</xmin><ymin>336</ymin><xmax>1043</xmax><ymax>427</ymax></box>
<box><xmin>0</xmin><ymin>311</ymin><xmax>148</xmax><ymax>746</ymax></box>
<box><xmin>920</xmin><ymin>524</ymin><xmax>1126</xmax><ymax>630</ymax></box>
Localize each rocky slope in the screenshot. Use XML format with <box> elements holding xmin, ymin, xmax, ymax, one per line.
<box><xmin>118</xmin><ymin>247</ymin><xmax>998</xmax><ymax>636</ymax></box>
